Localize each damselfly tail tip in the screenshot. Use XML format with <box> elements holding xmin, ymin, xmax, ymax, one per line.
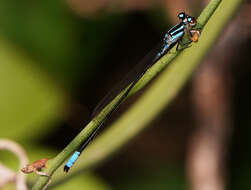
<box><xmin>63</xmin><ymin>165</ymin><xmax>70</xmax><ymax>172</ymax></box>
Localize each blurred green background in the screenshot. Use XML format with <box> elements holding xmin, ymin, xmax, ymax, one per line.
<box><xmin>0</xmin><ymin>0</ymin><xmax>250</xmax><ymax>189</ymax></box>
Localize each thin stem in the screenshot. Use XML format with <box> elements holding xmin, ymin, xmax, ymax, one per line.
<box><xmin>31</xmin><ymin>0</ymin><xmax>243</xmax><ymax>189</ymax></box>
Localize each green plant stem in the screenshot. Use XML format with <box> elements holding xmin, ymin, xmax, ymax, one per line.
<box><xmin>32</xmin><ymin>0</ymin><xmax>243</xmax><ymax>189</ymax></box>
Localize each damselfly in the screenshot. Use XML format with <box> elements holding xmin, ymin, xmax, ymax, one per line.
<box><xmin>64</xmin><ymin>12</ymin><xmax>200</xmax><ymax>172</ymax></box>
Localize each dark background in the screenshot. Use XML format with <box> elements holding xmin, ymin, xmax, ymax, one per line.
<box><xmin>0</xmin><ymin>0</ymin><xmax>250</xmax><ymax>189</ymax></box>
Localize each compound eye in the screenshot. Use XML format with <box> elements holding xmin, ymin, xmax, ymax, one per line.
<box><xmin>178</xmin><ymin>12</ymin><xmax>185</xmax><ymax>20</ymax></box>
<box><xmin>188</xmin><ymin>16</ymin><xmax>197</xmax><ymax>26</ymax></box>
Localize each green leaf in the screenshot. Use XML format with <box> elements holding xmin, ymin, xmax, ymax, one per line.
<box><xmin>0</xmin><ymin>37</ymin><xmax>66</xmax><ymax>140</ymax></box>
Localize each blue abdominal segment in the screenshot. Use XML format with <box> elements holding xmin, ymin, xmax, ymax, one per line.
<box><xmin>64</xmin><ymin>151</ymin><xmax>81</xmax><ymax>172</ymax></box>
